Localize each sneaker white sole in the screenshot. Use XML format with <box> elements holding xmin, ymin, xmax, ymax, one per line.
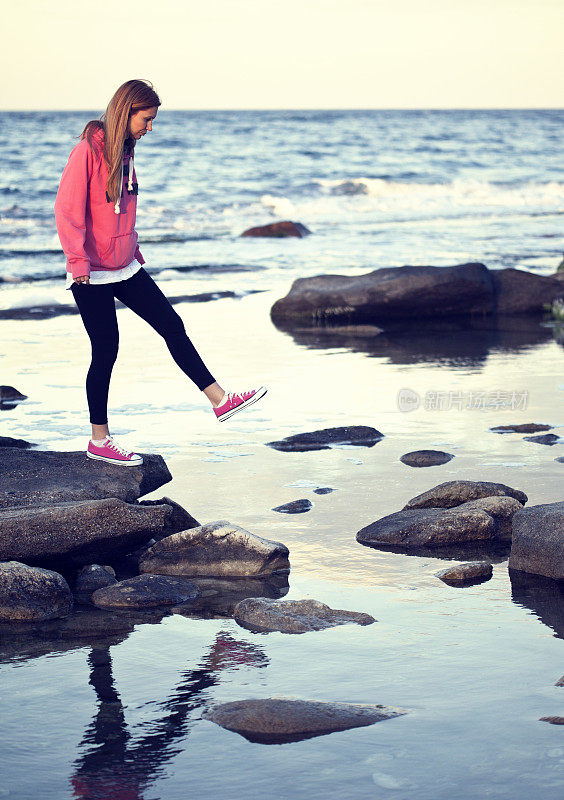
<box><xmin>86</xmin><ymin>450</ymin><xmax>143</xmax><ymax>466</ymax></box>
<box><xmin>217</xmin><ymin>386</ymin><xmax>268</xmax><ymax>422</ymax></box>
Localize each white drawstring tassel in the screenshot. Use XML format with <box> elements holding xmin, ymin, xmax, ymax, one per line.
<box><xmin>127</xmin><ymin>151</ymin><xmax>134</xmax><ymax>193</ymax></box>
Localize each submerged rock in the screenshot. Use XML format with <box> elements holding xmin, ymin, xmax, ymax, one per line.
<box><xmin>522</xmin><ymin>433</ymin><xmax>560</xmax><ymax>446</ymax></box>
<box><xmin>92</xmin><ymin>574</ymin><xmax>199</xmax><ymax>610</ymax></box>
<box><xmin>399</xmin><ymin>450</ymin><xmax>454</xmax><ymax>467</ymax></box>
<box><xmin>509</xmin><ymin>502</ymin><xmax>564</xmax><ymax>580</ymax></box>
<box><xmin>539</xmin><ymin>716</ymin><xmax>564</xmax><ymax>725</ymax></box>
<box><xmin>0</xmin><ymin>498</ymin><xmax>172</xmax><ymax>567</ymax></box>
<box><xmin>233</xmin><ymin>597</ymin><xmax>376</xmax><ymax>634</ymax></box>
<box><xmin>0</xmin><ymin>448</ymin><xmax>171</xmax><ymax>509</ymax></box>
<box><xmin>173</xmin><ymin>574</ymin><xmax>290</xmax><ymax>618</ymax></box>
<box><xmin>313</xmin><ymin>487</ymin><xmax>335</xmax><ymax>495</ymax></box>
<box><xmin>490</xmin><ymin>423</ymin><xmax>552</xmax><ymax>434</ymax></box>
<box><xmin>139</xmin><ymin>520</ymin><xmax>290</xmax><ymax>578</ymax></box>
<box><xmin>435</xmin><ymin>561</ymin><xmax>493</xmax><ymax>586</ymax></box>
<box><xmin>74</xmin><ymin>564</ymin><xmax>118</xmax><ymax>604</ymax></box>
<box><xmin>267</xmin><ymin>425</ymin><xmax>384</xmax><ymax>452</ymax></box>
<box><xmin>241</xmin><ymin>221</ymin><xmax>311</xmax><ymax>238</ymax></box>
<box><xmin>403</xmin><ymin>480</ymin><xmax>527</xmax><ymax>509</ymax></box>
<box><xmin>202</xmin><ymin>698</ymin><xmax>407</xmax><ymax>744</ymax></box>
<box><xmin>0</xmin><ymin>561</ymin><xmax>73</xmax><ymax>622</ymax></box>
<box><xmin>272</xmin><ymin>499</ymin><xmax>313</xmax><ymax>514</ymax></box>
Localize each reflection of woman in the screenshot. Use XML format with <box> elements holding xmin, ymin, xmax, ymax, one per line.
<box><xmin>55</xmin><ymin>79</ymin><xmax>266</xmax><ymax>467</ymax></box>
<box><xmin>71</xmin><ymin>633</ymin><xmax>267</xmax><ymax>799</ymax></box>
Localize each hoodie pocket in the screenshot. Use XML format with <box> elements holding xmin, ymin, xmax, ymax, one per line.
<box><xmin>100</xmin><ymin>231</ymin><xmax>138</xmax><ymax>268</ymax></box>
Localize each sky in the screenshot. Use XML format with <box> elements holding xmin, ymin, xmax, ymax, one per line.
<box><xmin>1</xmin><ymin>0</ymin><xmax>563</xmax><ymax>110</ymax></box>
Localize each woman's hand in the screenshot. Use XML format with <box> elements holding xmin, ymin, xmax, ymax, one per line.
<box><xmin>74</xmin><ymin>275</ymin><xmax>90</xmax><ymax>284</ymax></box>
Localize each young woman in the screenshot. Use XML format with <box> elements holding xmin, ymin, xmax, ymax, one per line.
<box><xmin>55</xmin><ymin>79</ymin><xmax>266</xmax><ymax>467</ymax></box>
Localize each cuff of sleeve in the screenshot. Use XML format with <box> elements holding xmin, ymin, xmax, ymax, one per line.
<box><xmin>70</xmin><ymin>261</ymin><xmax>91</xmax><ymax>280</ymax></box>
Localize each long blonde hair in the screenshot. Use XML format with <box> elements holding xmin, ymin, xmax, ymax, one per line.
<box><xmin>81</xmin><ymin>79</ymin><xmax>161</xmax><ymax>202</ymax></box>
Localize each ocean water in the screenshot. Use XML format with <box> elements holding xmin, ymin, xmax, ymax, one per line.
<box><xmin>1</xmin><ymin>110</ymin><xmax>564</xmax><ymax>800</ymax></box>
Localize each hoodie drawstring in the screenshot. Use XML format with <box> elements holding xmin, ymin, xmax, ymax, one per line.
<box><xmin>114</xmin><ymin>147</ymin><xmax>134</xmax><ymax>215</ymax></box>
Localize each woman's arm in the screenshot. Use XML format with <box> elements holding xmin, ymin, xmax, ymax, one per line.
<box><xmin>54</xmin><ymin>140</ymin><xmax>92</xmax><ymax>280</ymax></box>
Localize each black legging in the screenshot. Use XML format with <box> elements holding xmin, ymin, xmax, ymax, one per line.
<box><xmin>71</xmin><ymin>267</ymin><xmax>215</xmax><ymax>424</ymax></box>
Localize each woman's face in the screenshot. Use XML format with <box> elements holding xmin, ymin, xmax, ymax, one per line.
<box><xmin>128</xmin><ymin>107</ymin><xmax>158</xmax><ymax>140</ymax></box>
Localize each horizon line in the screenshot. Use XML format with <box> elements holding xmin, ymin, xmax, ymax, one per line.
<box><xmin>1</xmin><ymin>106</ymin><xmax>563</xmax><ymax>113</ymax></box>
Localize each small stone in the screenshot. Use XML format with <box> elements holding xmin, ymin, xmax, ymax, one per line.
<box><xmin>491</xmin><ymin>423</ymin><xmax>552</xmax><ymax>434</ymax></box>
<box><xmin>202</xmin><ymin>698</ymin><xmax>407</xmax><ymax>743</ymax></box>
<box><xmin>523</xmin><ymin>434</ymin><xmax>560</xmax><ymax>446</ymax></box>
<box><xmin>313</xmin><ymin>487</ymin><xmax>334</xmax><ymax>495</ymax></box>
<box><xmin>272</xmin><ymin>499</ymin><xmax>313</xmax><ymax>514</ymax></box>
<box><xmin>267</xmin><ymin>426</ymin><xmax>384</xmax><ymax>452</ymax></box>
<box><xmin>234</xmin><ymin>597</ymin><xmax>376</xmax><ymax>633</ymax></box>
<box><xmin>241</xmin><ymin>221</ymin><xmax>311</xmax><ymax>238</ymax></box>
<box><xmin>74</xmin><ymin>564</ymin><xmax>118</xmax><ymax>604</ymax></box>
<box><xmin>399</xmin><ymin>450</ymin><xmax>454</xmax><ymax>467</ymax></box>
<box><xmin>0</xmin><ymin>561</ymin><xmax>73</xmax><ymax>622</ymax></box>
<box><xmin>555</xmin><ymin>676</ymin><xmax>564</xmax><ymax>687</ymax></box>
<box><xmin>91</xmin><ymin>574</ymin><xmax>199</xmax><ymax>610</ymax></box>
<box><xmin>540</xmin><ymin>716</ymin><xmax>564</xmax><ymax>725</ymax></box>
<box><xmin>435</xmin><ymin>561</ymin><xmax>493</xmax><ymax>586</ymax></box>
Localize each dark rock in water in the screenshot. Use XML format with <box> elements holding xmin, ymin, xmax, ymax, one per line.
<box><xmin>233</xmin><ymin>597</ymin><xmax>376</xmax><ymax>634</ymax></box>
<box><xmin>172</xmin><ymin>574</ymin><xmax>290</xmax><ymax>619</ymax></box>
<box><xmin>267</xmin><ymin>425</ymin><xmax>384</xmax><ymax>452</ymax></box>
<box><xmin>202</xmin><ymin>698</ymin><xmax>407</xmax><ymax>744</ymax></box>
<box><xmin>555</xmin><ymin>676</ymin><xmax>564</xmax><ymax>687</ymax></box>
<box><xmin>241</xmin><ymin>221</ymin><xmax>311</xmax><ymax>238</ymax></box>
<box><xmin>490</xmin><ymin>268</ymin><xmax>564</xmax><ymax>315</ymax></box>
<box><xmin>272</xmin><ymin>499</ymin><xmax>312</xmax><ymax>514</ymax></box>
<box><xmin>139</xmin><ymin>520</ymin><xmax>290</xmax><ymax>578</ymax></box>
<box><xmin>92</xmin><ymin>574</ymin><xmax>199</xmax><ymax>610</ymax></box>
<box><xmin>539</xmin><ymin>716</ymin><xmax>564</xmax><ymax>725</ymax></box>
<box><xmin>271</xmin><ymin>262</ymin><xmax>494</xmax><ymax>326</ymax></box>
<box><xmin>509</xmin><ymin>502</ymin><xmax>564</xmax><ymax>580</ymax></box>
<box><xmin>523</xmin><ymin>433</ymin><xmax>560</xmax><ymax>446</ymax></box>
<box><xmin>137</xmin><ymin>496</ymin><xmax>199</xmax><ymax>538</ymax></box>
<box><xmin>0</xmin><ymin>561</ymin><xmax>73</xmax><ymax>622</ymax></box>
<box><xmin>0</xmin><ymin>498</ymin><xmax>172</xmax><ymax>567</ymax></box>
<box><xmin>404</xmin><ymin>480</ymin><xmax>527</xmax><ymax>509</ymax></box>
<box><xmin>435</xmin><ymin>561</ymin><xmax>493</xmax><ymax>586</ymax></box>
<box><xmin>0</xmin><ymin>448</ymin><xmax>171</xmax><ymax>509</ymax></box>
<box><xmin>74</xmin><ymin>564</ymin><xmax>118</xmax><ymax>604</ymax></box>
<box><xmin>0</xmin><ymin>436</ymin><xmax>34</xmax><ymax>448</ymax></box>
<box><xmin>400</xmin><ymin>450</ymin><xmax>454</xmax><ymax>467</ymax></box>
<box><xmin>491</xmin><ymin>423</ymin><xmax>552</xmax><ymax>434</ymax></box>
<box><xmin>357</xmin><ymin>507</ymin><xmax>496</xmax><ymax>549</ymax></box>
<box><xmin>270</xmin><ymin>264</ymin><xmax>564</xmax><ymax>328</ymax></box>
<box><xmin>556</xmin><ymin>457</ymin><xmax>564</xmax><ymax>464</ymax></box>
<box><xmin>0</xmin><ymin>385</ymin><xmax>27</xmax><ymax>403</ymax></box>
<box><xmin>313</xmin><ymin>487</ymin><xmax>334</xmax><ymax>495</ymax></box>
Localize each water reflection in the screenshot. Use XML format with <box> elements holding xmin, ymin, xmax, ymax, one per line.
<box><xmin>272</xmin><ymin>316</ymin><xmax>558</xmax><ymax>367</ymax></box>
<box><xmin>510</xmin><ymin>568</ymin><xmax>564</xmax><ymax>640</ymax></box>
<box><xmin>71</xmin><ymin>632</ymin><xmax>268</xmax><ymax>800</ymax></box>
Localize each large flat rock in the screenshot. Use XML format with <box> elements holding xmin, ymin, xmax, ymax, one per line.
<box><xmin>357</xmin><ymin>507</ymin><xmax>496</xmax><ymax>549</ymax></box>
<box><xmin>0</xmin><ymin>499</ymin><xmax>172</xmax><ymax>567</ymax></box>
<box><xmin>92</xmin><ymin>574</ymin><xmax>199</xmax><ymax>610</ymax></box>
<box><xmin>234</xmin><ymin>598</ymin><xmax>375</xmax><ymax>633</ymax></box>
<box><xmin>509</xmin><ymin>502</ymin><xmax>564</xmax><ymax>579</ymax></box>
<box><xmin>0</xmin><ymin>448</ymin><xmax>171</xmax><ymax>509</ymax></box>
<box><xmin>404</xmin><ymin>480</ymin><xmax>527</xmax><ymax>509</ymax></box>
<box><xmin>267</xmin><ymin>425</ymin><xmax>384</xmax><ymax>452</ymax></box>
<box><xmin>139</xmin><ymin>520</ymin><xmax>290</xmax><ymax>578</ymax></box>
<box><xmin>203</xmin><ymin>698</ymin><xmax>407</xmax><ymax>743</ymax></box>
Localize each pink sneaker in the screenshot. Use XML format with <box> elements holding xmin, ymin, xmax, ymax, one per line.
<box><xmin>213</xmin><ymin>386</ymin><xmax>267</xmax><ymax>422</ymax></box>
<box><xmin>86</xmin><ymin>436</ymin><xmax>143</xmax><ymax>466</ymax></box>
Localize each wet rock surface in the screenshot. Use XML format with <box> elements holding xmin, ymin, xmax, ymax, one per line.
<box><xmin>522</xmin><ymin>433</ymin><xmax>560</xmax><ymax>445</ymax></box>
<box><xmin>74</xmin><ymin>564</ymin><xmax>118</xmax><ymax>604</ymax></box>
<box><xmin>403</xmin><ymin>480</ymin><xmax>527</xmax><ymax>509</ymax></box>
<box><xmin>233</xmin><ymin>597</ymin><xmax>376</xmax><ymax>633</ymax></box>
<box><xmin>509</xmin><ymin>502</ymin><xmax>564</xmax><ymax>580</ymax></box>
<box><xmin>0</xmin><ymin>448</ymin><xmax>172</xmax><ymax>509</ymax></box>
<box><xmin>91</xmin><ymin>574</ymin><xmax>199</xmax><ymax>610</ymax></box>
<box><xmin>202</xmin><ymin>698</ymin><xmax>407</xmax><ymax>743</ymax></box>
<box><xmin>272</xmin><ymin>499</ymin><xmax>313</xmax><ymax>514</ymax></box>
<box><xmin>491</xmin><ymin>423</ymin><xmax>552</xmax><ymax>434</ymax></box>
<box><xmin>139</xmin><ymin>520</ymin><xmax>290</xmax><ymax>578</ymax></box>
<box><xmin>267</xmin><ymin>425</ymin><xmax>384</xmax><ymax>452</ymax></box>
<box><xmin>241</xmin><ymin>221</ymin><xmax>311</xmax><ymax>238</ymax></box>
<box><xmin>435</xmin><ymin>561</ymin><xmax>493</xmax><ymax>586</ymax></box>
<box><xmin>0</xmin><ymin>561</ymin><xmax>73</xmax><ymax>622</ymax></box>
<box><xmin>0</xmin><ymin>498</ymin><xmax>172</xmax><ymax>567</ymax></box>
<box><xmin>399</xmin><ymin>450</ymin><xmax>454</xmax><ymax>467</ymax></box>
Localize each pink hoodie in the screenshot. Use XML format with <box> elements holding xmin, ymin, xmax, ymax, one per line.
<box><xmin>54</xmin><ymin>127</ymin><xmax>145</xmax><ymax>280</ymax></box>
